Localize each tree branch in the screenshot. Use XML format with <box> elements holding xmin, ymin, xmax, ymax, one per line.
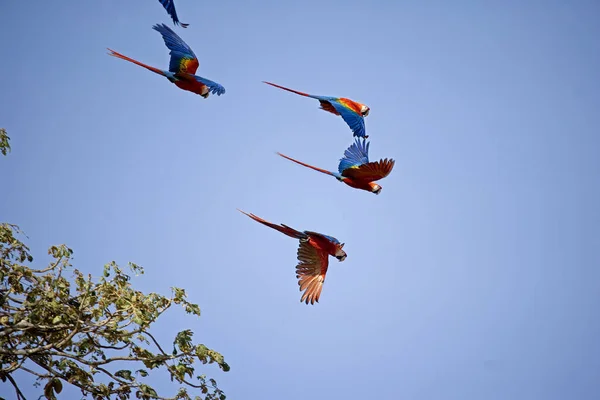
<box><xmin>143</xmin><ymin>331</ymin><xmax>168</xmax><ymax>356</ymax></box>
<box><xmin>1</xmin><ymin>356</ymin><xmax>26</xmax><ymax>373</ymax></box>
<box><xmin>28</xmin><ymin>354</ymin><xmax>100</xmax><ymax>396</ymax></box>
<box><xmin>5</xmin><ymin>372</ymin><xmax>27</xmax><ymax>400</ymax></box>
<box><xmin>20</xmin><ymin>365</ymin><xmax>51</xmax><ymax>379</ymax></box>
<box><xmin>85</xmin><ymin>332</ymin><xmax>128</xmax><ymax>350</ymax></box>
<box><xmin>30</xmin><ymin>257</ymin><xmax>64</xmax><ymax>274</ymax></box>
<box><xmin>0</xmin><ymin>322</ymin><xmax>79</xmax><ymax>355</ymax></box>
<box><xmin>46</xmin><ymin>348</ymin><xmax>179</xmax><ymax>367</ymax></box>
<box><xmin>0</xmin><ymin>320</ymin><xmax>77</xmax><ymax>337</ymax></box>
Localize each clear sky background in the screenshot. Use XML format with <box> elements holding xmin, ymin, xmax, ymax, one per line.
<box><xmin>2</xmin><ymin>1</ymin><xmax>600</xmax><ymax>399</ymax></box>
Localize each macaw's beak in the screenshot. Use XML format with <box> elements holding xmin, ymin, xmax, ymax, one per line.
<box><xmin>335</xmin><ymin>245</ymin><xmax>347</xmax><ymax>261</ymax></box>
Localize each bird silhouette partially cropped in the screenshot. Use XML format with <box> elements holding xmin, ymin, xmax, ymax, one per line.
<box><xmin>157</xmin><ymin>0</ymin><xmax>189</xmax><ymax>28</ymax></box>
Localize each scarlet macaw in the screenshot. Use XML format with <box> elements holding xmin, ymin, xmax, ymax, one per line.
<box><xmin>263</xmin><ymin>81</ymin><xmax>370</xmax><ymax>138</ymax></box>
<box><xmin>108</xmin><ymin>23</ymin><xmax>225</xmax><ymax>98</ymax></box>
<box><xmin>278</xmin><ymin>138</ymin><xmax>395</xmax><ymax>195</ymax></box>
<box><xmin>158</xmin><ymin>0</ymin><xmax>189</xmax><ymax>28</ymax></box>
<box><xmin>238</xmin><ymin>210</ymin><xmax>347</xmax><ymax>305</ymax></box>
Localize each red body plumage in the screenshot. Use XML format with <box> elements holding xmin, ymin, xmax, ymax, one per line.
<box><xmin>307</xmin><ymin>235</ymin><xmax>340</xmax><ymax>259</ymax></box>
<box><xmin>171</xmin><ymin>73</ymin><xmax>209</xmax><ymax>97</ymax></box>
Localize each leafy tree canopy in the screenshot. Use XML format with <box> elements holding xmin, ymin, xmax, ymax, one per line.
<box><xmin>0</xmin><ymin>223</ymin><xmax>229</xmax><ymax>400</ymax></box>
<box><xmin>0</xmin><ymin>128</ymin><xmax>10</xmax><ymax>156</ymax></box>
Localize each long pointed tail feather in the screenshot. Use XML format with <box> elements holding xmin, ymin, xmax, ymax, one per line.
<box><xmin>237</xmin><ymin>209</ymin><xmax>307</xmax><ymax>240</ymax></box>
<box><xmin>263</xmin><ymin>81</ymin><xmax>318</xmax><ymax>99</ymax></box>
<box><xmin>277</xmin><ymin>152</ymin><xmax>337</xmax><ymax>178</ymax></box>
<box><xmin>107</xmin><ymin>48</ymin><xmax>166</xmax><ymax>77</ymax></box>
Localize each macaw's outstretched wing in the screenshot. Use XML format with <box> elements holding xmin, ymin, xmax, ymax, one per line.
<box><xmin>329</xmin><ymin>100</ymin><xmax>367</xmax><ymax>138</ymax></box>
<box><xmin>158</xmin><ymin>0</ymin><xmax>189</xmax><ymax>28</ymax></box>
<box><xmin>342</xmin><ymin>158</ymin><xmax>395</xmax><ymax>182</ymax></box>
<box><xmin>338</xmin><ymin>138</ymin><xmax>369</xmax><ymax>174</ymax></box>
<box><xmin>152</xmin><ymin>23</ymin><xmax>198</xmax><ymax>74</ymax></box>
<box><xmin>296</xmin><ymin>241</ymin><xmax>329</xmax><ymax>305</ymax></box>
<box><xmin>194</xmin><ymin>75</ymin><xmax>226</xmax><ymax>96</ymax></box>
<box><xmin>238</xmin><ymin>210</ymin><xmax>307</xmax><ymax>240</ymax></box>
<box><xmin>173</xmin><ymin>73</ymin><xmax>226</xmax><ymax>96</ymax></box>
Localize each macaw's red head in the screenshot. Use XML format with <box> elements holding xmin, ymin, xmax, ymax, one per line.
<box><xmin>334</xmin><ymin>243</ymin><xmax>347</xmax><ymax>262</ymax></box>
<box><xmin>369</xmin><ymin>182</ymin><xmax>382</xmax><ymax>195</ymax></box>
<box><xmin>360</xmin><ymin>104</ymin><xmax>370</xmax><ymax>117</ymax></box>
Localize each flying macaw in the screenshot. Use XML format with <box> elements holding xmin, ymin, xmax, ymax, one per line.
<box><xmin>238</xmin><ymin>210</ymin><xmax>347</xmax><ymax>305</ymax></box>
<box><xmin>278</xmin><ymin>138</ymin><xmax>395</xmax><ymax>195</ymax></box>
<box><xmin>263</xmin><ymin>81</ymin><xmax>370</xmax><ymax>138</ymax></box>
<box><xmin>107</xmin><ymin>23</ymin><xmax>225</xmax><ymax>98</ymax></box>
<box><xmin>158</xmin><ymin>0</ymin><xmax>189</xmax><ymax>28</ymax></box>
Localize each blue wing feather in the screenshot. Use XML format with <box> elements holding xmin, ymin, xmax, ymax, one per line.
<box><xmin>320</xmin><ymin>234</ymin><xmax>341</xmax><ymax>245</ymax></box>
<box><xmin>304</xmin><ymin>231</ymin><xmax>341</xmax><ymax>245</ymax></box>
<box><xmin>158</xmin><ymin>0</ymin><xmax>188</xmax><ymax>27</ymax></box>
<box><xmin>152</xmin><ymin>23</ymin><xmax>197</xmax><ymax>73</ymax></box>
<box><xmin>194</xmin><ymin>75</ymin><xmax>226</xmax><ymax>96</ymax></box>
<box><xmin>338</xmin><ymin>138</ymin><xmax>370</xmax><ymax>174</ymax></box>
<box><xmin>329</xmin><ymin>101</ymin><xmax>367</xmax><ymax>138</ymax></box>
<box><xmin>312</xmin><ymin>95</ymin><xmax>337</xmax><ymax>102</ymax></box>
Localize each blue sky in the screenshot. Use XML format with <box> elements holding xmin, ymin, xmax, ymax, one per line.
<box><xmin>2</xmin><ymin>1</ymin><xmax>600</xmax><ymax>399</ymax></box>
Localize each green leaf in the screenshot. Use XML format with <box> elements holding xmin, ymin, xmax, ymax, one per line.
<box><xmin>53</xmin><ymin>378</ymin><xmax>63</xmax><ymax>394</ymax></box>
<box><xmin>136</xmin><ymin>369</ymin><xmax>148</xmax><ymax>377</ymax></box>
<box><xmin>44</xmin><ymin>380</ymin><xmax>56</xmax><ymax>399</ymax></box>
<box><xmin>115</xmin><ymin>369</ymin><xmax>133</xmax><ymax>381</ymax></box>
<box><xmin>52</xmin><ymin>315</ymin><xmax>61</xmax><ymax>324</ymax></box>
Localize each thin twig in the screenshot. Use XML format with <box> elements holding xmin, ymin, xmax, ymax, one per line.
<box><xmin>6</xmin><ymin>372</ymin><xmax>27</xmax><ymax>400</ymax></box>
